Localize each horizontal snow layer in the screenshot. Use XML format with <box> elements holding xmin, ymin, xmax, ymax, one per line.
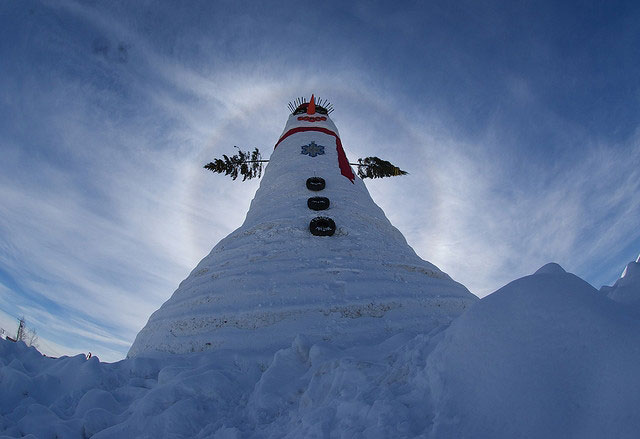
<box><xmin>3</xmin><ymin>265</ymin><xmax>640</xmax><ymax>438</ymax></box>
<box><xmin>129</xmin><ymin>116</ymin><xmax>476</xmax><ymax>357</ymax></box>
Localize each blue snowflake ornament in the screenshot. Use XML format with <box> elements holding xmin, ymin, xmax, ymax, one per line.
<box><xmin>301</xmin><ymin>141</ymin><xmax>325</xmax><ymax>157</ymax></box>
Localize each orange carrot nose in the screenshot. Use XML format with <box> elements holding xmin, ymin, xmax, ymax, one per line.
<box><xmin>307</xmin><ymin>94</ymin><xmax>316</xmax><ymax>115</ymax></box>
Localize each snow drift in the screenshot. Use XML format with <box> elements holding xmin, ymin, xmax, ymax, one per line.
<box><xmin>3</xmin><ymin>263</ymin><xmax>640</xmax><ymax>438</ymax></box>
<box><xmin>427</xmin><ymin>263</ymin><xmax>640</xmax><ymax>438</ymax></box>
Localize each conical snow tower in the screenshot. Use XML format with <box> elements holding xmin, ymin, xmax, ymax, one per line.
<box><xmin>129</xmin><ymin>96</ymin><xmax>477</xmax><ymax>357</ymax></box>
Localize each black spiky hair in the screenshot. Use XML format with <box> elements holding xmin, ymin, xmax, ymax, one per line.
<box><xmin>287</xmin><ymin>96</ymin><xmax>334</xmax><ymax>115</ymax></box>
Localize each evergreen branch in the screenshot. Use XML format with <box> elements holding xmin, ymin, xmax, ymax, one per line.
<box><xmin>353</xmin><ymin>157</ymin><xmax>408</xmax><ymax>179</ymax></box>
<box><xmin>204</xmin><ymin>147</ymin><xmax>264</xmax><ymax>180</ymax></box>
<box><xmin>204</xmin><ymin>149</ymin><xmax>407</xmax><ymax>181</ymax></box>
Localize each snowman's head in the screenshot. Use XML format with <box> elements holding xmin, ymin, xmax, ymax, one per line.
<box><xmin>283</xmin><ymin>94</ymin><xmax>339</xmax><ymax>134</ymax></box>
<box><xmin>292</xmin><ymin>96</ymin><xmax>330</xmax><ymax>116</ymax></box>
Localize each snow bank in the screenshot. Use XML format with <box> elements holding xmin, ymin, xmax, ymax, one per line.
<box><xmin>427</xmin><ymin>264</ymin><xmax>640</xmax><ymax>438</ymax></box>
<box><xmin>4</xmin><ymin>264</ymin><xmax>640</xmax><ymax>438</ymax></box>
<box><xmin>0</xmin><ymin>340</ymin><xmax>263</xmax><ymax>438</ymax></box>
<box><xmin>1</xmin><ymin>332</ymin><xmax>444</xmax><ymax>438</ymax></box>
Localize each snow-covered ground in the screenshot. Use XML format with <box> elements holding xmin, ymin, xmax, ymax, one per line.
<box><xmin>2</xmin><ymin>261</ymin><xmax>639</xmax><ymax>438</ymax></box>
<box><xmin>428</xmin><ymin>262</ymin><xmax>640</xmax><ymax>438</ymax></box>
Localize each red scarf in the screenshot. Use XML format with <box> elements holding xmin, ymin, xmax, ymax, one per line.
<box><xmin>274</xmin><ymin>127</ymin><xmax>355</xmax><ymax>183</ymax></box>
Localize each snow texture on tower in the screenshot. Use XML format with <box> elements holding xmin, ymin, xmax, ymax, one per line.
<box><xmin>128</xmin><ymin>98</ymin><xmax>477</xmax><ymax>357</ymax></box>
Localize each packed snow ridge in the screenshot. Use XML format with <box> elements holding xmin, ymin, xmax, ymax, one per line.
<box><xmin>533</xmin><ymin>261</ymin><xmax>566</xmax><ymax>274</ymax></box>
<box><xmin>2</xmin><ymin>261</ymin><xmax>640</xmax><ymax>438</ymax></box>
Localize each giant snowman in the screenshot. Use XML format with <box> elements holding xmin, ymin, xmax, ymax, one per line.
<box><xmin>128</xmin><ymin>96</ymin><xmax>477</xmax><ymax>357</ymax></box>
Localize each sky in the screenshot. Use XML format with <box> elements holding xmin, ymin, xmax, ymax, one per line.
<box><xmin>0</xmin><ymin>0</ymin><xmax>639</xmax><ymax>361</ymax></box>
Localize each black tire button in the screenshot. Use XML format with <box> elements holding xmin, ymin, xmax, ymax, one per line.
<box><xmin>310</xmin><ymin>216</ymin><xmax>336</xmax><ymax>236</ymax></box>
<box><xmin>306</xmin><ymin>177</ymin><xmax>325</xmax><ymax>191</ymax></box>
<box><xmin>307</xmin><ymin>197</ymin><xmax>330</xmax><ymax>211</ymax></box>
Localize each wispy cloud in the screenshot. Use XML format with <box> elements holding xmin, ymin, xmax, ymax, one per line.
<box><xmin>364</xmin><ymin>103</ymin><xmax>640</xmax><ymax>295</ymax></box>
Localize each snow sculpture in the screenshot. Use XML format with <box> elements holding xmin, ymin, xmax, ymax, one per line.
<box><xmin>128</xmin><ymin>96</ymin><xmax>477</xmax><ymax>357</ymax></box>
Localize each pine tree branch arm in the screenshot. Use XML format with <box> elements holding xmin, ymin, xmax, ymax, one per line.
<box><xmin>351</xmin><ymin>157</ymin><xmax>408</xmax><ymax>179</ymax></box>
<box><xmin>204</xmin><ymin>147</ymin><xmax>264</xmax><ymax>180</ymax></box>
<box><xmin>205</xmin><ymin>148</ymin><xmax>407</xmax><ymax>181</ymax></box>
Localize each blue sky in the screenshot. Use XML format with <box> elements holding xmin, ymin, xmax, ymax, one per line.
<box><xmin>1</xmin><ymin>0</ymin><xmax>639</xmax><ymax>361</ymax></box>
